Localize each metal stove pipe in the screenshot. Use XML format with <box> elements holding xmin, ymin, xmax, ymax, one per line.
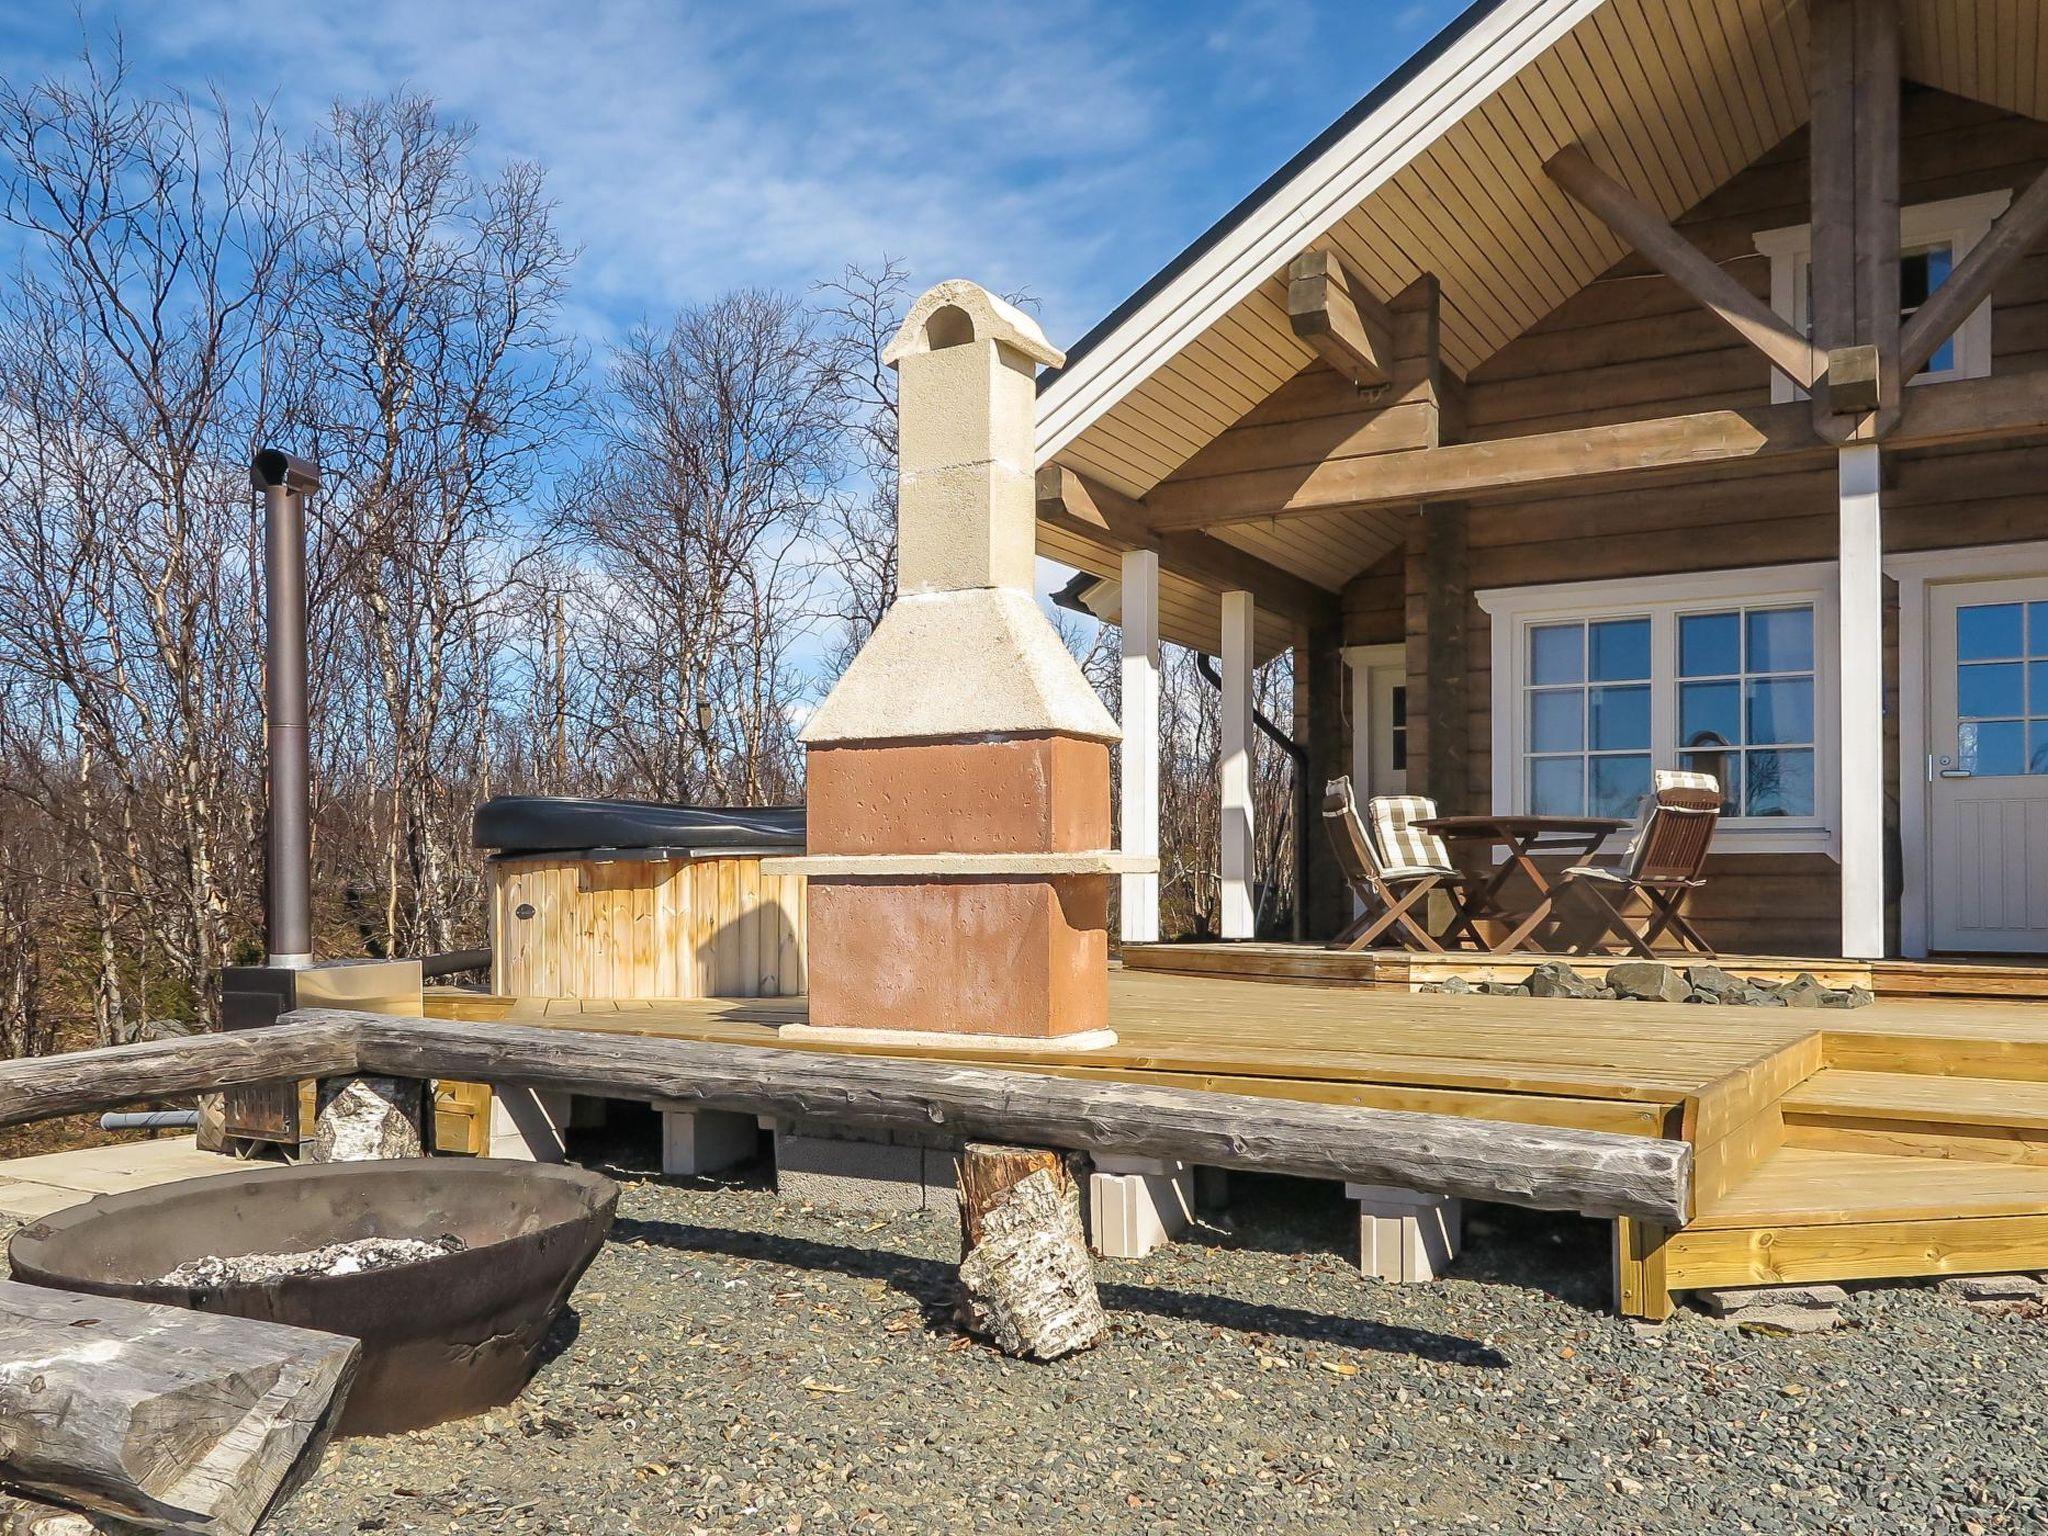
<box><xmin>251</xmin><ymin>448</ymin><xmax>321</xmax><ymax>969</ymax></box>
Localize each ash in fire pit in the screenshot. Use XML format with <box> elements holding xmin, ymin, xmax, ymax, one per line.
<box><xmin>155</xmin><ymin>1232</ymin><xmax>467</xmax><ymax>1288</ymax></box>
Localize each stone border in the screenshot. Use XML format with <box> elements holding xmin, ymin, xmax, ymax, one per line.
<box><xmin>1423</xmin><ymin>960</ymin><xmax>1874</xmax><ymax>1009</ymax></box>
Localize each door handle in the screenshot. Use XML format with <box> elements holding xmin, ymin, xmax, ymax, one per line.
<box><xmin>1938</xmin><ymin>768</ymin><xmax>1973</xmax><ymax>779</ymax></box>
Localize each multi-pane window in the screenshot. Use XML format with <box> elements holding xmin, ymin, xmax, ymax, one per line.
<box><xmin>1676</xmin><ymin>606</ymin><xmax>1817</xmax><ymax>818</ymax></box>
<box><xmin>1515</xmin><ymin>603</ymin><xmax>1821</xmax><ymax>823</ymax></box>
<box><xmin>1954</xmin><ymin>600</ymin><xmax>2048</xmax><ymax>776</ymax></box>
<box><xmin>1524</xmin><ymin>618</ymin><xmax>1653</xmax><ymax>818</ymax></box>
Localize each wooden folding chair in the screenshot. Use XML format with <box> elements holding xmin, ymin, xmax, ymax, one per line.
<box><xmin>1321</xmin><ymin>778</ymin><xmax>1478</xmax><ymax>952</ymax></box>
<box><xmin>1558</xmin><ymin>771</ymin><xmax>1722</xmax><ymax>958</ymax></box>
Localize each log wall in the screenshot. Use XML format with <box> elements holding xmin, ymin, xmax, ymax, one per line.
<box><xmin>1309</xmin><ymin>87</ymin><xmax>2048</xmax><ymax>955</ymax></box>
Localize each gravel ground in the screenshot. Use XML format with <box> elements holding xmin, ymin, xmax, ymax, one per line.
<box><xmin>255</xmin><ymin>1125</ymin><xmax>2047</xmax><ymax>1536</ymax></box>
<box><xmin>5</xmin><ymin>1129</ymin><xmax>2043</xmax><ymax>1536</ymax></box>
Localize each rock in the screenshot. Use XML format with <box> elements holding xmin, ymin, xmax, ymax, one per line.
<box><xmin>1684</xmin><ymin>964</ymin><xmax>1748</xmax><ymax>1004</ymax></box>
<box><xmin>1438</xmin><ymin>975</ymin><xmax>1472</xmax><ymax>995</ymax></box>
<box><xmin>1936</xmin><ymin>1273</ymin><xmax>2045</xmax><ymax>1303</ymax></box>
<box><xmin>1525</xmin><ymin>961</ymin><xmax>1595</xmax><ymax>999</ymax></box>
<box><xmin>1605</xmin><ymin>962</ymin><xmax>1689</xmax><ymax>1004</ymax></box>
<box><xmin>1478</xmin><ymin>981</ymin><xmax>1530</xmax><ymax>997</ymax></box>
<box><xmin>1821</xmin><ymin>985</ymin><xmax>1875</xmax><ymax>1009</ymax></box>
<box><xmin>1692</xmin><ymin>1282</ymin><xmax>1848</xmax><ymax>1334</ymax></box>
<box><xmin>1773</xmin><ymin>973</ymin><xmax>1830</xmax><ymax>1008</ymax></box>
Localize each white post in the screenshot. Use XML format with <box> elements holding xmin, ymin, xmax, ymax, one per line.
<box><xmin>1120</xmin><ymin>549</ymin><xmax>1161</xmax><ymax>943</ymax></box>
<box><xmin>1220</xmin><ymin>590</ymin><xmax>1256</xmax><ymax>939</ymax></box>
<box><xmin>1838</xmin><ymin>444</ymin><xmax>1885</xmax><ymax>959</ymax></box>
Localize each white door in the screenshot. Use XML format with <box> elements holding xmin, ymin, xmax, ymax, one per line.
<box><xmin>1928</xmin><ymin>576</ymin><xmax>2048</xmax><ymax>953</ymax></box>
<box><xmin>1369</xmin><ymin>668</ymin><xmax>1409</xmax><ymax>796</ymax></box>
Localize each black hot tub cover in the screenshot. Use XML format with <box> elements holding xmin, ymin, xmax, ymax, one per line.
<box><xmin>473</xmin><ymin>795</ymin><xmax>805</xmax><ymax>857</ymax></box>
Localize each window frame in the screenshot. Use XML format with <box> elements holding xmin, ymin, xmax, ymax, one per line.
<box><xmin>1754</xmin><ymin>190</ymin><xmax>2011</xmax><ymax>405</ymax></box>
<box><xmin>1478</xmin><ymin>563</ymin><xmax>1842</xmax><ymax>858</ymax></box>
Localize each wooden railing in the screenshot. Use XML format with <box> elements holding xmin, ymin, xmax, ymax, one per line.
<box><xmin>0</xmin><ymin>1009</ymin><xmax>1690</xmax><ymax>1225</ymax></box>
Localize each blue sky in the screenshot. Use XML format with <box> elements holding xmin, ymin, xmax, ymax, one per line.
<box><xmin>0</xmin><ymin>0</ymin><xmax>1468</xmax><ymax>353</ymax></box>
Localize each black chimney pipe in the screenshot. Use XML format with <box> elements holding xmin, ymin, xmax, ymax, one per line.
<box><xmin>251</xmin><ymin>448</ymin><xmax>320</xmax><ymax>968</ymax></box>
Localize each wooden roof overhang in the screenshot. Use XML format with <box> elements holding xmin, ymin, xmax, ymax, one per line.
<box><xmin>1032</xmin><ymin>0</ymin><xmax>2048</xmax><ymax>651</ymax></box>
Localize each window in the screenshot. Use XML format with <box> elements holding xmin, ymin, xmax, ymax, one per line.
<box><xmin>1755</xmin><ymin>190</ymin><xmax>2010</xmax><ymax>403</ymax></box>
<box><xmin>1954</xmin><ymin>599</ymin><xmax>2048</xmax><ymax>776</ymax></box>
<box><xmin>1676</xmin><ymin>606</ymin><xmax>1817</xmax><ymax>817</ymax></box>
<box><xmin>1389</xmin><ymin>685</ymin><xmax>1408</xmax><ymax>771</ymax></box>
<box><xmin>1524</xmin><ymin>617</ymin><xmax>1652</xmax><ymax>817</ymax></box>
<box><xmin>1480</xmin><ymin>565</ymin><xmax>1840</xmax><ymax>856</ymax></box>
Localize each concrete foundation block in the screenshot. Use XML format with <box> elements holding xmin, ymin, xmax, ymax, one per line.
<box><xmin>487</xmin><ymin>1086</ymin><xmax>570</xmax><ymax>1163</ymax></box>
<box><xmin>1936</xmin><ymin>1273</ymin><xmax>2045</xmax><ymax>1303</ymax></box>
<box><xmin>773</xmin><ymin>1124</ymin><xmax>961</xmax><ymax>1216</ymax></box>
<box><xmin>1088</xmin><ymin>1155</ymin><xmax>1193</xmax><ymax>1259</ymax></box>
<box><xmin>1347</xmin><ymin>1183</ymin><xmax>1462</xmax><ymax>1283</ymax></box>
<box><xmin>656</xmin><ymin>1105</ymin><xmax>758</xmax><ymax>1177</ymax></box>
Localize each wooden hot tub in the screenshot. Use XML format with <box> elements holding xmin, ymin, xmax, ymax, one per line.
<box><xmin>474</xmin><ymin>797</ymin><xmax>806</xmax><ymax>1001</ymax></box>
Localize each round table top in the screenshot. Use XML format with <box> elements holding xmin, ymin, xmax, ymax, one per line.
<box><xmin>1414</xmin><ymin>813</ymin><xmax>1629</xmax><ymax>836</ymax></box>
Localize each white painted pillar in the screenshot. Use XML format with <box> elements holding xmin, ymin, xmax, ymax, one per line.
<box><xmin>1220</xmin><ymin>590</ymin><xmax>1256</xmax><ymax>939</ymax></box>
<box><xmin>1838</xmin><ymin>444</ymin><xmax>1886</xmax><ymax>959</ymax></box>
<box><xmin>1120</xmin><ymin>549</ymin><xmax>1161</xmax><ymax>943</ymax></box>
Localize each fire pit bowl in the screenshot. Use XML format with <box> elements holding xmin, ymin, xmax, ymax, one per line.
<box><xmin>8</xmin><ymin>1158</ymin><xmax>618</xmax><ymax>1435</ymax></box>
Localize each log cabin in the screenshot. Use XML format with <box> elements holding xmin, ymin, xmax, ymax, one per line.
<box><xmin>1036</xmin><ymin>0</ymin><xmax>2048</xmax><ymax>966</ymax></box>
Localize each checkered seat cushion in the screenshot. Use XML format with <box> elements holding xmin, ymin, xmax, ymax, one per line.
<box><xmin>1366</xmin><ymin>795</ymin><xmax>1457</xmax><ymax>879</ymax></box>
<box><xmin>1568</xmin><ymin>769</ymin><xmax>1722</xmax><ymax>882</ymax></box>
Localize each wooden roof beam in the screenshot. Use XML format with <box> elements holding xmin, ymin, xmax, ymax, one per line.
<box><xmin>1035</xmin><ymin>464</ymin><xmax>1338</xmax><ymax>628</ymax></box>
<box><xmin>1900</xmin><ymin>164</ymin><xmax>2048</xmax><ymax>381</ymax></box>
<box><xmin>1287</xmin><ymin>250</ymin><xmax>1394</xmax><ymax>388</ymax></box>
<box><xmin>1545</xmin><ymin>145</ymin><xmax>1823</xmax><ymax>392</ymax></box>
<box><xmin>1143</xmin><ymin>369</ymin><xmax>2048</xmax><ymax>530</ymax></box>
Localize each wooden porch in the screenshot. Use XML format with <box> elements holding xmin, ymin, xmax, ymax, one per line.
<box><xmin>431</xmin><ymin>964</ymin><xmax>2048</xmax><ymax>1321</ymax></box>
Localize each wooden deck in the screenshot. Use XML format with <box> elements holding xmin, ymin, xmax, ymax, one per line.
<box><xmin>1120</xmin><ymin>940</ymin><xmax>2048</xmax><ymax>1000</ymax></box>
<box><xmin>428</xmin><ymin>966</ymin><xmax>2048</xmax><ymax>1320</ymax></box>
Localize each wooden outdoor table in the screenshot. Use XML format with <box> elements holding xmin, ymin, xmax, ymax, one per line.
<box><xmin>1415</xmin><ymin>814</ymin><xmax>1629</xmax><ymax>954</ymax></box>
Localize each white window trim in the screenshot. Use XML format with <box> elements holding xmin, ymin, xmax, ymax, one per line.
<box><xmin>1477</xmin><ymin>563</ymin><xmax>1842</xmax><ymax>858</ymax></box>
<box><xmin>1755</xmin><ymin>189</ymin><xmax>2011</xmax><ymax>404</ymax></box>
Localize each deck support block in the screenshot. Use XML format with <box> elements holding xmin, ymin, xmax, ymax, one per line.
<box><xmin>773</xmin><ymin>1123</ymin><xmax>961</xmax><ymax>1216</ymax></box>
<box><xmin>1089</xmin><ymin>1154</ymin><xmax>1193</xmax><ymax>1258</ymax></box>
<box><xmin>487</xmin><ymin>1085</ymin><xmax>569</xmax><ymax>1162</ymax></box>
<box><xmin>657</xmin><ymin>1104</ymin><xmax>757</xmax><ymax>1177</ymax></box>
<box><xmin>1348</xmin><ymin>1182</ymin><xmax>1462</xmax><ymax>1282</ymax></box>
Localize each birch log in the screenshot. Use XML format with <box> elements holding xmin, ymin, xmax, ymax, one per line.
<box><xmin>954</xmin><ymin>1145</ymin><xmax>1105</xmax><ymax>1360</ymax></box>
<box><xmin>0</xmin><ymin>1282</ymin><xmax>358</xmax><ymax>1536</ymax></box>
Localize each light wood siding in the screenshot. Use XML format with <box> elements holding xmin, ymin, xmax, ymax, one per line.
<box><xmin>1383</xmin><ymin>88</ymin><xmax>2048</xmax><ymax>956</ymax></box>
<box><xmin>491</xmin><ymin>855</ymin><xmax>807</xmax><ymax>1001</ymax></box>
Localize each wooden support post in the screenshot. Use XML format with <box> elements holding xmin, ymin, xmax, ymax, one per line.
<box><xmin>1302</xmin><ymin>621</ymin><xmax>1348</xmax><ymax>939</ymax></box>
<box><xmin>1219</xmin><ymin>590</ymin><xmax>1256</xmax><ymax>938</ymax></box>
<box><xmin>1838</xmin><ymin>444</ymin><xmax>1887</xmax><ymax>959</ymax></box>
<box><xmin>1119</xmin><ymin>548</ymin><xmax>1161</xmax><ymax>943</ymax></box>
<box><xmin>1421</xmin><ymin>504</ymin><xmax>1470</xmax><ymax>814</ymax></box>
<box><xmin>954</xmin><ymin>1143</ymin><xmax>1106</xmax><ymax>1360</ymax></box>
<box><xmin>1612</xmin><ymin>1217</ymin><xmax>1674</xmax><ymax>1322</ymax></box>
<box><xmin>1809</xmin><ymin>0</ymin><xmax>1900</xmax><ymax>438</ymax></box>
<box><xmin>0</xmin><ymin>1280</ymin><xmax>358</xmax><ymax>1536</ymax></box>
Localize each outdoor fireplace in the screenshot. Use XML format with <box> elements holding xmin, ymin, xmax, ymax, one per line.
<box><xmin>8</xmin><ymin>1158</ymin><xmax>617</xmax><ymax>1435</ymax></box>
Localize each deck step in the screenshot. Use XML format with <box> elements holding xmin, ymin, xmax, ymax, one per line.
<box><xmin>1692</xmin><ymin>1143</ymin><xmax>2048</xmax><ymax>1228</ymax></box>
<box><xmin>1779</xmin><ymin>1069</ymin><xmax>2048</xmax><ymax>1165</ymax></box>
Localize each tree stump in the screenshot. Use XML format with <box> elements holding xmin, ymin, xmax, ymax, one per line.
<box><xmin>954</xmin><ymin>1143</ymin><xmax>1106</xmax><ymax>1360</ymax></box>
<box><xmin>310</xmin><ymin>1075</ymin><xmax>426</xmax><ymax>1162</ymax></box>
